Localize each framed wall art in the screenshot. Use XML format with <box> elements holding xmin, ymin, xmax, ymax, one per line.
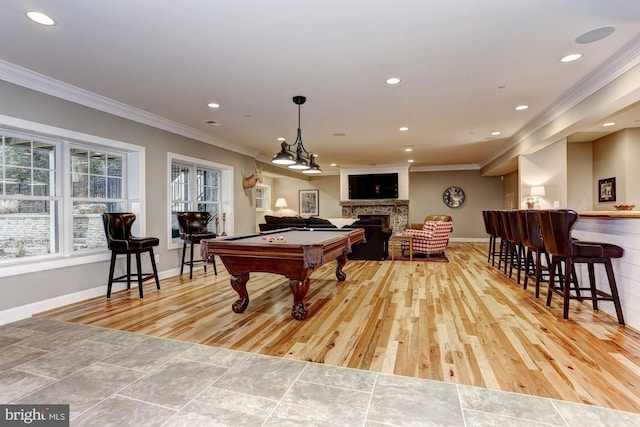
<box><xmin>598</xmin><ymin>177</ymin><xmax>616</xmax><ymax>202</ymax></box>
<box><xmin>299</xmin><ymin>189</ymin><xmax>319</xmax><ymax>216</ymax></box>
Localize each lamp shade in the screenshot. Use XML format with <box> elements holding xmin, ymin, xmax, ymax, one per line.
<box><xmin>302</xmin><ymin>154</ymin><xmax>322</xmax><ymax>174</ymax></box>
<box><xmin>275</xmin><ymin>198</ymin><xmax>288</xmax><ymax>208</ymax></box>
<box><xmin>272</xmin><ymin>142</ymin><xmax>296</xmax><ymax>165</ymax></box>
<box><xmin>530</xmin><ymin>186</ymin><xmax>546</xmax><ymax>197</ymax></box>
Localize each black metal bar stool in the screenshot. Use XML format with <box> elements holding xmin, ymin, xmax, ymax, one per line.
<box><xmin>537</xmin><ymin>209</ymin><xmax>625</xmax><ymax>324</ymax></box>
<box><xmin>177</xmin><ymin>211</ymin><xmax>217</xmax><ymax>279</ymax></box>
<box><xmin>102</xmin><ymin>212</ymin><xmax>160</xmax><ymax>298</ymax></box>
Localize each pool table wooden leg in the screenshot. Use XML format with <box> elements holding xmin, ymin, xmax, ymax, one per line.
<box><xmin>335</xmin><ymin>250</ymin><xmax>348</xmax><ymax>281</ymax></box>
<box><xmin>289</xmin><ymin>275</ymin><xmax>311</xmax><ymax>320</ymax></box>
<box><xmin>230</xmin><ymin>272</ymin><xmax>250</xmax><ymax>313</ymax></box>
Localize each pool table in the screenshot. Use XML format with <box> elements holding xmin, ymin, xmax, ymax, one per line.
<box><xmin>202</xmin><ymin>227</ymin><xmax>365</xmax><ymax>320</ymax></box>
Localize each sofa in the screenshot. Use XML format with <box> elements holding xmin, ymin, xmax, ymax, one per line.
<box><xmin>259</xmin><ymin>215</ymin><xmax>337</xmax><ymax>231</ymax></box>
<box><xmin>259</xmin><ymin>215</ymin><xmax>392</xmax><ymax>260</ymax></box>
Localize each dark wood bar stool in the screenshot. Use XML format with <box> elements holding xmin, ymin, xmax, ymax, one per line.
<box><xmin>177</xmin><ymin>211</ymin><xmax>217</xmax><ymax>279</ymax></box>
<box><xmin>507</xmin><ymin>210</ymin><xmax>527</xmax><ymax>285</ymax></box>
<box><xmin>102</xmin><ymin>213</ymin><xmax>160</xmax><ymax>299</ymax></box>
<box><xmin>482</xmin><ymin>210</ymin><xmax>499</xmax><ymax>266</ymax></box>
<box><xmin>518</xmin><ymin>210</ymin><xmax>551</xmax><ymax>298</ymax></box>
<box><xmin>537</xmin><ymin>209</ymin><xmax>625</xmax><ymax>324</ymax></box>
<box><xmin>491</xmin><ymin>210</ymin><xmax>510</xmax><ymax>273</ymax></box>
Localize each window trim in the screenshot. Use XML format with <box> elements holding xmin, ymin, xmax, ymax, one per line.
<box><xmin>0</xmin><ymin>114</ymin><xmax>146</xmax><ymax>278</ymax></box>
<box><xmin>254</xmin><ymin>183</ymin><xmax>271</xmax><ymax>211</ymax></box>
<box><xmin>167</xmin><ymin>152</ymin><xmax>234</xmax><ymax>251</ymax></box>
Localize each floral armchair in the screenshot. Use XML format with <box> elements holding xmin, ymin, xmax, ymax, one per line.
<box><xmin>402</xmin><ymin>220</ymin><xmax>453</xmax><ymax>256</ymax></box>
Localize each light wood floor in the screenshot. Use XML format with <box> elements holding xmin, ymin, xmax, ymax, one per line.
<box><xmin>37</xmin><ymin>242</ymin><xmax>640</xmax><ymax>413</ymax></box>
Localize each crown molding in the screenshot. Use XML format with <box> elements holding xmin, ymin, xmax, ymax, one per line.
<box><xmin>0</xmin><ymin>60</ymin><xmax>260</xmax><ymax>159</ymax></box>
<box><xmin>480</xmin><ymin>33</ymin><xmax>640</xmax><ymax>169</ymax></box>
<box><xmin>410</xmin><ymin>164</ymin><xmax>480</xmax><ymax>172</ymax></box>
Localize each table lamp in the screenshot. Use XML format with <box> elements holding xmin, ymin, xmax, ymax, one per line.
<box><xmin>275</xmin><ymin>198</ymin><xmax>287</xmax><ymax>216</ymax></box>
<box><xmin>527</xmin><ymin>186</ymin><xmax>545</xmax><ymax>209</ymax></box>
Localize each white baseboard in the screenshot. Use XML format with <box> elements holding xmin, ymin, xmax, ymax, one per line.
<box><xmin>450</xmin><ymin>237</ymin><xmax>490</xmax><ymax>242</ymax></box>
<box><xmin>0</xmin><ymin>267</ymin><xmax>179</xmax><ymax>325</ymax></box>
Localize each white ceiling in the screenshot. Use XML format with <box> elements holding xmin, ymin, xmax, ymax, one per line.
<box><xmin>2</xmin><ymin>1</ymin><xmax>640</xmax><ymax>174</ymax></box>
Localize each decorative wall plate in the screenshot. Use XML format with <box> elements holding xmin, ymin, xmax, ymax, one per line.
<box><xmin>443</xmin><ymin>186</ymin><xmax>465</xmax><ymax>208</ymax></box>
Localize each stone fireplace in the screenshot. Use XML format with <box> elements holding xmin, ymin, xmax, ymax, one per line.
<box><xmin>340</xmin><ymin>199</ymin><xmax>409</xmax><ymax>232</ymax></box>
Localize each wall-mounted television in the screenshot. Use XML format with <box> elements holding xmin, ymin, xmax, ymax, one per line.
<box><xmin>348</xmin><ymin>173</ymin><xmax>398</xmax><ymax>199</ymax></box>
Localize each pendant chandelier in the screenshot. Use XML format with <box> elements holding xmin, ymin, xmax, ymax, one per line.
<box><xmin>271</xmin><ymin>96</ymin><xmax>322</xmax><ymax>174</ymax></box>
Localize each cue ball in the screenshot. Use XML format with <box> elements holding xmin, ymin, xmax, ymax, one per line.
<box><xmin>309</xmin><ymin>228</ymin><xmax>314</xmax><ymax>232</ymax></box>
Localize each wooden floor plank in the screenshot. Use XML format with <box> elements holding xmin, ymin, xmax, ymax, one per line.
<box><xmin>35</xmin><ymin>242</ymin><xmax>640</xmax><ymax>413</ymax></box>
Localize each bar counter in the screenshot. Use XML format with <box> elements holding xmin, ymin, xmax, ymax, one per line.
<box><xmin>572</xmin><ymin>211</ymin><xmax>640</xmax><ymax>329</ymax></box>
<box><xmin>578</xmin><ymin>210</ymin><xmax>640</xmax><ymax>219</ymax></box>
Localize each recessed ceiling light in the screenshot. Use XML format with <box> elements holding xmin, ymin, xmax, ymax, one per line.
<box><xmin>515</xmin><ymin>105</ymin><xmax>529</xmax><ymax>111</ymax></box>
<box><xmin>26</xmin><ymin>11</ymin><xmax>55</xmax><ymax>26</ymax></box>
<box><xmin>404</xmin><ymin>146</ymin><xmax>413</xmax><ymax>152</ymax></box>
<box><xmin>399</xmin><ymin>127</ymin><xmax>408</xmax><ymax>132</ymax></box>
<box><xmin>560</xmin><ymin>53</ymin><xmax>582</xmax><ymax>63</ymax></box>
<box><xmin>330</xmin><ymin>163</ymin><xmax>337</xmax><ymax>167</ymax></box>
<box><xmin>602</xmin><ymin>122</ymin><xmax>615</xmax><ymax>127</ymax></box>
<box><xmin>277</xmin><ymin>137</ymin><xmax>286</xmax><ymax>141</ymax></box>
<box><xmin>407</xmin><ymin>159</ymin><xmax>414</xmax><ymax>163</ymax></box>
<box><xmin>386</xmin><ymin>77</ymin><xmax>401</xmax><ymax>85</ymax></box>
<box><xmin>576</xmin><ymin>26</ymin><xmax>615</xmax><ymax>44</ymax></box>
<box><xmin>207</xmin><ymin>102</ymin><xmax>220</xmax><ymax>108</ymax></box>
<box><xmin>491</xmin><ymin>131</ymin><xmax>501</xmax><ymax>136</ymax></box>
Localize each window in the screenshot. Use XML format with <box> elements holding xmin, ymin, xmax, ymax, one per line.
<box><xmin>0</xmin><ymin>115</ymin><xmax>144</xmax><ymax>277</ymax></box>
<box><xmin>70</xmin><ymin>147</ymin><xmax>127</xmax><ymax>251</ymax></box>
<box><xmin>168</xmin><ymin>153</ymin><xmax>233</xmax><ymax>246</ymax></box>
<box><xmin>1</xmin><ymin>136</ymin><xmax>58</xmax><ymax>259</ymax></box>
<box><xmin>255</xmin><ymin>184</ymin><xmax>270</xmax><ymax>211</ymax></box>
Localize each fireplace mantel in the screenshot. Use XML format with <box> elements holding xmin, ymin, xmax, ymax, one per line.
<box><xmin>340</xmin><ymin>199</ymin><xmax>410</xmax><ymax>231</ymax></box>
<box><xmin>341</xmin><ymin>199</ymin><xmax>409</xmax><ymax>207</ymax></box>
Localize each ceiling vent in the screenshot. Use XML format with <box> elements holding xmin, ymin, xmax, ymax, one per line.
<box><xmin>204</xmin><ymin>120</ymin><xmax>221</xmax><ymax>127</ymax></box>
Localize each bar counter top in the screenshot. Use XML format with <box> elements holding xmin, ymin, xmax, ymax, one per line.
<box><xmin>578</xmin><ymin>210</ymin><xmax>640</xmax><ymax>219</ymax></box>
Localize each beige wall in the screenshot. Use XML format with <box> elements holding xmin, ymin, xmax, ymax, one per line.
<box><xmin>503</xmin><ymin>171</ymin><xmax>518</xmax><ymax>209</ymax></box>
<box><xmin>628</xmin><ymin>128</ymin><xmax>640</xmax><ymax>205</ymax></box>
<box><xmin>567</xmin><ymin>141</ymin><xmax>593</xmax><ymax>211</ymax></box>
<box><xmin>309</xmin><ymin>175</ymin><xmax>343</xmax><ymax>218</ymax></box>
<box><xmin>519</xmin><ymin>139</ymin><xmax>567</xmax><ymax>209</ymax></box>
<box><xmin>408</xmin><ymin>170</ymin><xmax>503</xmax><ymax>239</ymax></box>
<box><xmin>593</xmin><ymin>131</ymin><xmax>626</xmax><ymax>210</ymax></box>
<box><xmin>593</xmin><ymin>128</ymin><xmax>640</xmax><ymax>210</ymax></box>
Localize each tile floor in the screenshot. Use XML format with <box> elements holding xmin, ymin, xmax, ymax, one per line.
<box><xmin>1</xmin><ymin>317</ymin><xmax>639</xmax><ymax>426</ymax></box>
